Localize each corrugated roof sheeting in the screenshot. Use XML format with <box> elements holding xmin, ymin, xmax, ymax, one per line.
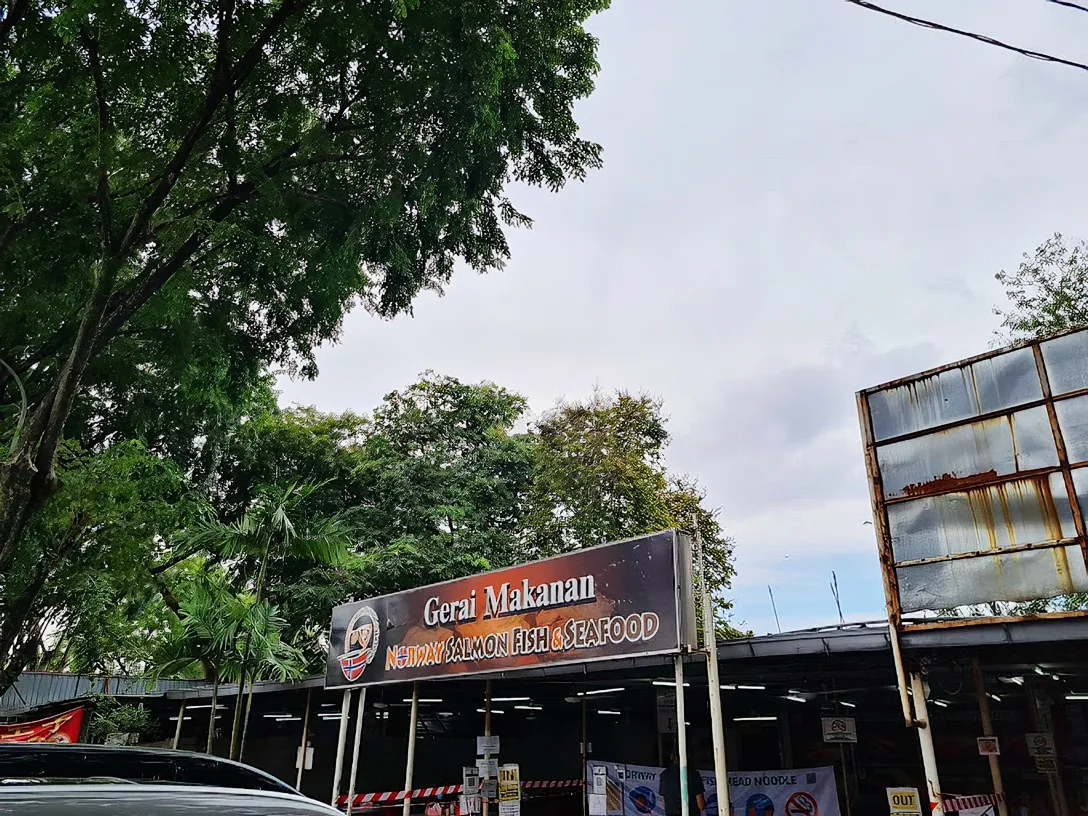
<box><xmin>0</xmin><ymin>672</ymin><xmax>205</xmax><ymax>714</ymax></box>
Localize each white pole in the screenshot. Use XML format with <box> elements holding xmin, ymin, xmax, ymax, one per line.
<box><xmin>694</xmin><ymin>518</ymin><xmax>730</xmax><ymax>816</ymax></box>
<box><xmin>971</xmin><ymin>659</ymin><xmax>1007</xmax><ymax>816</ymax></box>
<box><xmin>909</xmin><ymin>673</ymin><xmax>944</xmax><ymax>816</ymax></box>
<box><xmin>675</xmin><ymin>655</ymin><xmax>690</xmax><ymax>816</ymax></box>
<box><xmin>483</xmin><ymin>681</ymin><xmax>492</xmax><ymax>816</ymax></box>
<box><xmin>347</xmin><ymin>687</ymin><xmax>368</xmax><ymax>816</ymax></box>
<box><xmin>296</xmin><ymin>688</ymin><xmax>312</xmax><ymax>790</ymax></box>
<box><xmin>402</xmin><ymin>682</ymin><xmax>420</xmax><ymax>816</ymax></box>
<box><xmin>172</xmin><ymin>701</ymin><xmax>186</xmax><ymax>749</ymax></box>
<box><xmin>330</xmin><ymin>689</ymin><xmax>352</xmax><ymax>807</ymax></box>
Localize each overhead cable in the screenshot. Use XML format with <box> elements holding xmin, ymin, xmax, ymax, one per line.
<box><xmin>844</xmin><ymin>0</ymin><xmax>1088</xmax><ymax>73</ymax></box>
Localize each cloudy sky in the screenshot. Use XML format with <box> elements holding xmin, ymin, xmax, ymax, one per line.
<box><xmin>279</xmin><ymin>0</ymin><xmax>1088</xmax><ymax>635</ymax></box>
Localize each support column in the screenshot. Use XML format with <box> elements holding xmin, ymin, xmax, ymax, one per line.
<box><xmin>909</xmin><ymin>673</ymin><xmax>944</xmax><ymax>816</ymax></box>
<box><xmin>402</xmin><ymin>682</ymin><xmax>420</xmax><ymax>816</ymax></box>
<box><xmin>695</xmin><ymin>518</ymin><xmax>730</xmax><ymax>816</ymax></box>
<box><xmin>172</xmin><ymin>701</ymin><xmax>186</xmax><ymax>750</ymax></box>
<box><xmin>971</xmin><ymin>659</ymin><xmax>1007</xmax><ymax>816</ymax></box>
<box><xmin>675</xmin><ymin>655</ymin><xmax>691</xmax><ymax>816</ymax></box>
<box><xmin>330</xmin><ymin>689</ymin><xmax>352</xmax><ymax>807</ymax></box>
<box><xmin>296</xmin><ymin>688</ymin><xmax>312</xmax><ymax>791</ymax></box>
<box><xmin>347</xmin><ymin>687</ymin><xmax>368</xmax><ymax>816</ymax></box>
<box><xmin>582</xmin><ymin>696</ymin><xmax>588</xmax><ymax>816</ymax></box>
<box><xmin>483</xmin><ymin>681</ymin><xmax>492</xmax><ymax>816</ymax></box>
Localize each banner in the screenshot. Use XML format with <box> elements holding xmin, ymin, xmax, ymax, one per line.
<box><xmin>326</xmin><ymin>531</ymin><xmax>695</xmax><ymax>688</ymax></box>
<box><xmin>0</xmin><ymin>707</ymin><xmax>84</xmax><ymax>743</ymax></box>
<box><xmin>587</xmin><ymin>761</ymin><xmax>840</xmax><ymax>816</ymax></box>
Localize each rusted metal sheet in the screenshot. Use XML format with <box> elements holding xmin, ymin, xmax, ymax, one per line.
<box><xmin>858</xmin><ymin>326</ymin><xmax>1088</xmax><ymax>630</ymax></box>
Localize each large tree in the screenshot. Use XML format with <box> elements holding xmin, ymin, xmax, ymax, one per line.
<box><xmin>0</xmin><ymin>0</ymin><xmax>608</xmax><ymax>669</ymax></box>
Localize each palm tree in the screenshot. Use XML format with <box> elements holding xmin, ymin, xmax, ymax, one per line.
<box><xmin>148</xmin><ymin>570</ymin><xmax>306</xmax><ymax>754</ymax></box>
<box><xmin>184</xmin><ymin>481</ymin><xmax>352</xmax><ymax>760</ymax></box>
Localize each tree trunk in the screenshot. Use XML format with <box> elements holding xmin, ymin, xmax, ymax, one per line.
<box><xmin>228</xmin><ymin>664</ymin><xmax>247</xmax><ymax>760</ymax></box>
<box><xmin>236</xmin><ymin>537</ymin><xmax>271</xmax><ymax>761</ymax></box>
<box><xmin>207</xmin><ymin>672</ymin><xmax>219</xmax><ymax>754</ymax></box>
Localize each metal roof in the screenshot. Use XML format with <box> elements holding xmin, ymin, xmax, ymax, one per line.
<box><xmin>0</xmin><ymin>673</ymin><xmax>205</xmax><ymax>715</ymax></box>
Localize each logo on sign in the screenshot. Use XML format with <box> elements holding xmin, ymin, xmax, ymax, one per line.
<box><xmin>746</xmin><ymin>793</ymin><xmax>775</xmax><ymax>816</ymax></box>
<box><xmin>785</xmin><ymin>792</ymin><xmax>818</xmax><ymax>816</ymax></box>
<box><xmin>628</xmin><ymin>786</ymin><xmax>657</xmax><ymax>814</ymax></box>
<box><xmin>338</xmin><ymin>606</ymin><xmax>380</xmax><ymax>681</ymax></box>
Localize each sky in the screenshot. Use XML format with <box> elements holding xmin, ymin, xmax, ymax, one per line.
<box><xmin>278</xmin><ymin>0</ymin><xmax>1088</xmax><ymax>636</ymax></box>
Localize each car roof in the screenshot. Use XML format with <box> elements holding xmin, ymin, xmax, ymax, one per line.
<box><xmin>0</xmin><ymin>743</ymin><xmax>297</xmax><ymax>795</ymax></box>
<box><xmin>0</xmin><ymin>784</ymin><xmax>343</xmax><ymax>814</ymax></box>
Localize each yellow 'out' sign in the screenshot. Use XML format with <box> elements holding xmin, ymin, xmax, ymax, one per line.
<box><xmin>887</xmin><ymin>787</ymin><xmax>922</xmax><ymax>815</ymax></box>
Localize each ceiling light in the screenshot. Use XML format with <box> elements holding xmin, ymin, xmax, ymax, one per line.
<box><xmin>931</xmin><ymin>700</ymin><xmax>949</xmax><ymax>708</ymax></box>
<box><xmin>652</xmin><ymin>680</ymin><xmax>689</xmax><ymax>687</ymax></box>
<box><xmin>514</xmin><ymin>704</ymin><xmax>543</xmax><ymax>711</ymax></box>
<box><xmin>1066</xmin><ymin>694</ymin><xmax>1088</xmax><ymax>701</ymax></box>
<box><xmin>405</xmin><ymin>698</ymin><xmax>443</xmax><ymax>704</ymax></box>
<box><xmin>580</xmin><ymin>687</ymin><xmax>625</xmax><ymax>696</ymax></box>
<box><xmin>737</xmin><ymin>685</ymin><xmax>765</xmax><ymax>691</ymax></box>
<box><xmin>275</xmin><ymin>716</ymin><xmax>302</xmax><ymax>721</ymax></box>
<box><xmin>1036</xmin><ymin>667</ymin><xmax>1047</xmax><ymax>676</ymax></box>
<box><xmin>988</xmin><ymin>694</ymin><xmax>1001</xmax><ymax>703</ymax></box>
<box><xmin>492</xmin><ymin>697</ymin><xmax>530</xmax><ymax>702</ymax></box>
<box><xmin>168</xmin><ymin>716</ymin><xmax>193</xmax><ymax>721</ymax></box>
<box><xmin>733</xmin><ymin>716</ymin><xmax>776</xmax><ymax>722</ymax></box>
<box><xmin>597</xmin><ymin>710</ymin><xmax>622</xmax><ymax>715</ymax></box>
<box><xmin>999</xmin><ymin>676</ymin><xmax>1024</xmax><ymax>686</ymax></box>
<box><xmin>840</xmin><ymin>702</ymin><xmax>856</xmax><ymax>709</ymax></box>
<box><xmin>263</xmin><ymin>713</ymin><xmax>290</xmax><ymax>719</ymax></box>
<box><xmin>1053</xmin><ymin>675</ymin><xmax>1061</xmax><ymax>682</ymax></box>
<box><xmin>788</xmin><ymin>689</ymin><xmax>803</xmax><ymax>695</ymax></box>
<box><xmin>784</xmin><ymin>695</ymin><xmax>806</xmax><ymax>704</ymax></box>
<box><xmin>187</xmin><ymin>704</ymin><xmax>227</xmax><ymax>710</ymax></box>
<box><xmin>477</xmin><ymin>708</ymin><xmax>505</xmax><ymax>714</ymax></box>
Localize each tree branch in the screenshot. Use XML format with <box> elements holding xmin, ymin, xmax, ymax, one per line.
<box><xmin>80</xmin><ymin>27</ymin><xmax>115</xmax><ymax>253</ymax></box>
<box><xmin>0</xmin><ymin>0</ymin><xmax>29</xmax><ymax>48</ymax></box>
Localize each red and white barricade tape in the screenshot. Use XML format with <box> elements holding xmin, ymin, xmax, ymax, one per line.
<box><xmin>942</xmin><ymin>793</ymin><xmax>1004</xmax><ymax>812</ymax></box>
<box><xmin>337</xmin><ymin>779</ymin><xmax>583</xmax><ymax>809</ymax></box>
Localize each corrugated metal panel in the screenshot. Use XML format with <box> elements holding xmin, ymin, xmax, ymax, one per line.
<box><xmin>0</xmin><ymin>673</ymin><xmax>205</xmax><ymax>714</ymax></box>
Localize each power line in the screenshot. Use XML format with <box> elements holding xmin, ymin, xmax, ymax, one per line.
<box><xmin>845</xmin><ymin>0</ymin><xmax>1088</xmax><ymax>73</ymax></box>
<box><xmin>1047</xmin><ymin>0</ymin><xmax>1088</xmax><ymax>15</ymax></box>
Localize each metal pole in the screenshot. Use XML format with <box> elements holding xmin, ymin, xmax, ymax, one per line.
<box><xmin>694</xmin><ymin>517</ymin><xmax>730</xmax><ymax>816</ymax></box>
<box><xmin>402</xmin><ymin>682</ymin><xmax>420</xmax><ymax>816</ymax></box>
<box><xmin>909</xmin><ymin>673</ymin><xmax>944</xmax><ymax>816</ymax></box>
<box><xmin>296</xmin><ymin>688</ymin><xmax>312</xmax><ymax>790</ymax></box>
<box><xmin>330</xmin><ymin>689</ymin><xmax>352</xmax><ymax>807</ymax></box>
<box><xmin>971</xmin><ymin>659</ymin><xmax>1007</xmax><ymax>816</ymax></box>
<box><xmin>347</xmin><ymin>687</ymin><xmax>368</xmax><ymax>816</ymax></box>
<box><xmin>675</xmin><ymin>655</ymin><xmax>690</xmax><ymax>816</ymax></box>
<box><xmin>172</xmin><ymin>701</ymin><xmax>186</xmax><ymax>750</ymax></box>
<box><xmin>483</xmin><ymin>681</ymin><xmax>492</xmax><ymax>816</ymax></box>
<box><xmin>582</xmin><ymin>695</ymin><xmax>588</xmax><ymax>816</ymax></box>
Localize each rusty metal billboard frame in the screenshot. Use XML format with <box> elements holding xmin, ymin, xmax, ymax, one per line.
<box><xmin>857</xmin><ymin>325</ymin><xmax>1088</xmax><ymax>633</ymax></box>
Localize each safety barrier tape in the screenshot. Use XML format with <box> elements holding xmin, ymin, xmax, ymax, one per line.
<box><xmin>336</xmin><ymin>779</ymin><xmax>584</xmax><ymax>808</ymax></box>
<box><xmin>942</xmin><ymin>793</ymin><xmax>1004</xmax><ymax>811</ymax></box>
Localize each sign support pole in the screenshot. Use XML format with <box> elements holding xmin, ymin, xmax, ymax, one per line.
<box><xmin>296</xmin><ymin>688</ymin><xmax>312</xmax><ymax>790</ymax></box>
<box><xmin>694</xmin><ymin>518</ymin><xmax>730</xmax><ymax>816</ymax></box>
<box><xmin>674</xmin><ymin>654</ymin><xmax>690</xmax><ymax>816</ymax></box>
<box><xmin>402</xmin><ymin>682</ymin><xmax>420</xmax><ymax>816</ymax></box>
<box><xmin>347</xmin><ymin>687</ymin><xmax>368</xmax><ymax>816</ymax></box>
<box><xmin>909</xmin><ymin>672</ymin><xmax>944</xmax><ymax>816</ymax></box>
<box><xmin>581</xmin><ymin>696</ymin><xmax>588</xmax><ymax>816</ymax></box>
<box><xmin>483</xmin><ymin>680</ymin><xmax>492</xmax><ymax>816</ymax></box>
<box><xmin>971</xmin><ymin>658</ymin><xmax>1007</xmax><ymax>816</ymax></box>
<box><xmin>172</xmin><ymin>700</ymin><xmax>185</xmax><ymax>749</ymax></box>
<box><xmin>330</xmin><ymin>689</ymin><xmax>352</xmax><ymax>807</ymax></box>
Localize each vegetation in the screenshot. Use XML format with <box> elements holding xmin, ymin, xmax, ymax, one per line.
<box><xmin>0</xmin><ymin>0</ymin><xmax>610</xmax><ymax>688</ymax></box>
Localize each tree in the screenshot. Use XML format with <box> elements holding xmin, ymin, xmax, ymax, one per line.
<box><xmin>528</xmin><ymin>390</ymin><xmax>741</xmax><ymax>630</ymax></box>
<box><xmin>184</xmin><ymin>481</ymin><xmax>352</xmax><ymax>759</ymax></box>
<box><xmin>995</xmin><ymin>233</ymin><xmax>1088</xmax><ymax>342</ymax></box>
<box><xmin>0</xmin><ymin>0</ymin><xmax>608</xmax><ymax>664</ymax></box>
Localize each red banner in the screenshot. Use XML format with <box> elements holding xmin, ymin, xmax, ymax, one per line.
<box><xmin>0</xmin><ymin>707</ymin><xmax>84</xmax><ymax>743</ymax></box>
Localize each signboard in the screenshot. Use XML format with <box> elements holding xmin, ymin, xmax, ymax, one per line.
<box><xmin>477</xmin><ymin>758</ymin><xmax>499</xmax><ymax>778</ymax></box>
<box><xmin>295</xmin><ymin>744</ymin><xmax>314</xmax><ymax>770</ymax></box>
<box><xmin>887</xmin><ymin>787</ymin><xmax>922</xmax><ymax>816</ymax></box>
<box><xmin>499</xmin><ymin>765</ymin><xmax>521</xmax><ymax>802</ymax></box>
<box><xmin>326</xmin><ymin>531</ymin><xmax>695</xmax><ymax>688</ymax></box>
<box><xmin>977</xmin><ymin>737</ymin><xmax>1000</xmax><ymax>756</ymax></box>
<box><xmin>858</xmin><ymin>328</ymin><xmax>1088</xmax><ymax>624</ymax></box>
<box><xmin>460</xmin><ymin>795</ymin><xmax>482</xmax><ymax>815</ymax></box>
<box><xmin>1026</xmin><ymin>732</ymin><xmax>1055</xmax><ymax>757</ymax></box>
<box><xmin>463</xmin><ymin>767</ymin><xmax>481</xmax><ymax>794</ymax></box>
<box><xmin>0</xmin><ymin>707</ymin><xmax>84</xmax><ymax>743</ymax></box>
<box><xmin>822</xmin><ymin>716</ymin><xmax>857</xmax><ymax>743</ymax></box>
<box><xmin>1034</xmin><ymin>756</ymin><xmax>1058</xmax><ymax>775</ymax></box>
<box><xmin>586</xmin><ymin>761</ymin><xmax>839</xmax><ymax>816</ymax></box>
<box><xmin>477</xmin><ymin>735</ymin><xmax>500</xmax><ymax>755</ymax></box>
